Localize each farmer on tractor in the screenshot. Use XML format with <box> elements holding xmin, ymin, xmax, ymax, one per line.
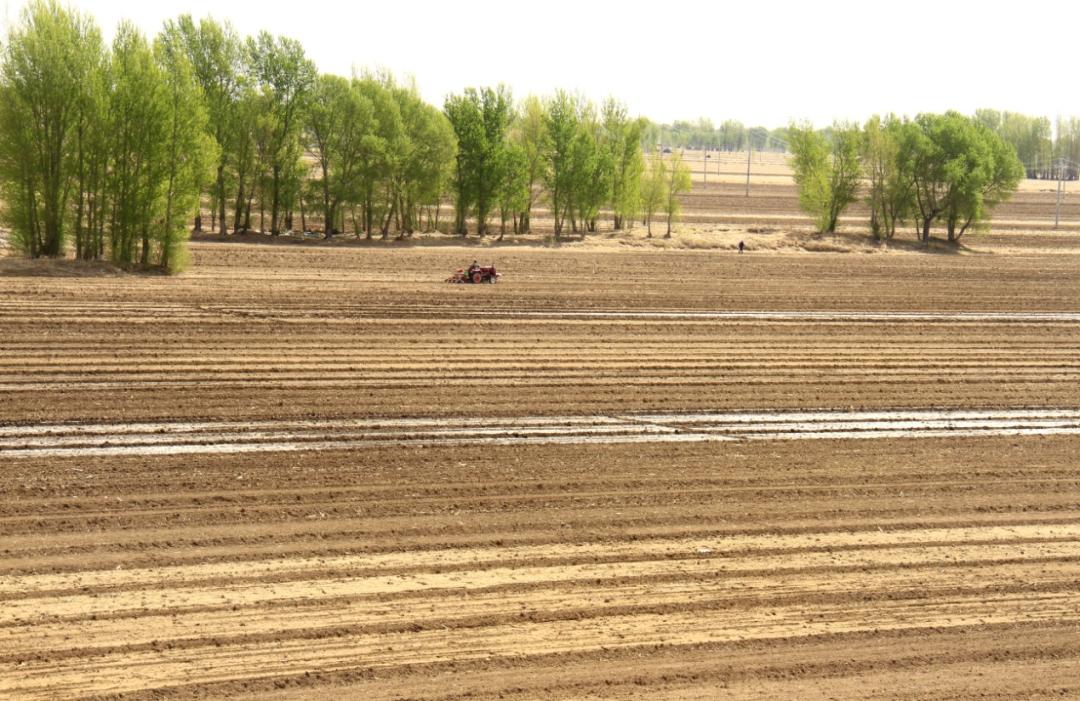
<box><xmin>446</xmin><ymin>261</ymin><xmax>500</xmax><ymax>284</ymax></box>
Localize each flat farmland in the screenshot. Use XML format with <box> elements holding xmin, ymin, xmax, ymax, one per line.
<box><xmin>2</xmin><ymin>242</ymin><xmax>1080</xmax><ymax>699</ymax></box>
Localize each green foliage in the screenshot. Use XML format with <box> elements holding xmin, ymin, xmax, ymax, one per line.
<box><xmin>161</xmin><ymin>15</ymin><xmax>243</xmax><ymax>235</ymax></box>
<box><xmin>904</xmin><ymin>112</ymin><xmax>1024</xmax><ymax>242</ymax></box>
<box><xmin>245</xmin><ymin>31</ymin><xmax>316</xmax><ymax>234</ymax></box>
<box><xmin>862</xmin><ymin>115</ymin><xmax>911</xmax><ymax>240</ymax></box>
<box><xmin>444</xmin><ymin>85</ymin><xmax>512</xmax><ymax>236</ymax></box>
<box><xmin>663</xmin><ymin>151</ymin><xmax>692</xmax><ymax>237</ymax></box>
<box><xmin>541</xmin><ymin>90</ymin><xmax>581</xmax><ymax>238</ymax></box>
<box><xmin>568</xmin><ymin>104</ymin><xmax>610</xmax><ymax>234</ymax></box>
<box><xmin>512</xmin><ymin>96</ymin><xmax>545</xmax><ymax>233</ymax></box>
<box><xmin>399</xmin><ymin>92</ymin><xmax>456</xmax><ymax>234</ymax></box>
<box><xmin>107</xmin><ymin>22</ymin><xmax>215</xmax><ymax>269</ymax></box>
<box><xmin>640</xmin><ymin>158</ymin><xmax>666</xmax><ymax>237</ymax></box>
<box><xmin>643</xmin><ymin>118</ymin><xmax>787</xmax><ymax>152</ymax></box>
<box><xmin>353</xmin><ymin>75</ymin><xmax>400</xmax><ymax>237</ymax></box>
<box><xmin>0</xmin><ymin>3</ymin><xmax>215</xmax><ymax>271</ymax></box>
<box><xmin>788</xmin><ymin>122</ymin><xmax>861</xmax><ymax>234</ymax></box>
<box><xmin>1055</xmin><ymin>117</ymin><xmax>1080</xmax><ymax>178</ymax></box>
<box><xmin>496</xmin><ymin>142</ymin><xmax>529</xmax><ymax>238</ymax></box>
<box><xmin>603</xmin><ymin>100</ymin><xmax>645</xmax><ymax>231</ymax></box>
<box><xmin>107</xmin><ymin>23</ymin><xmax>171</xmax><ymax>266</ymax></box>
<box><xmin>0</xmin><ymin>0</ymin><xmax>103</xmax><ymax>257</ymax></box>
<box><xmin>307</xmin><ymin>74</ymin><xmax>371</xmax><ymax>234</ymax></box>
<box><xmin>154</xmin><ymin>31</ymin><xmax>217</xmax><ymax>272</ymax></box>
<box><xmin>975</xmin><ymin>109</ymin><xmax>1051</xmax><ymax>178</ymax></box>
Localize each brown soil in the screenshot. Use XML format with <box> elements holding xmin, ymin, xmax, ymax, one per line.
<box><xmin>1</xmin><ymin>241</ymin><xmax>1079</xmax><ymax>699</ymax></box>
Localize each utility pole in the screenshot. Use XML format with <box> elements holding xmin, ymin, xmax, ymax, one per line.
<box><xmin>1055</xmin><ymin>158</ymin><xmax>1064</xmax><ymax>230</ymax></box>
<box><xmin>745</xmin><ymin>135</ymin><xmax>752</xmax><ymax>197</ymax></box>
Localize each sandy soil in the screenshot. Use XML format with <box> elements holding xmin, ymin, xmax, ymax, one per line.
<box><xmin>2</xmin><ymin>241</ymin><xmax>1080</xmax><ymax>699</ymax></box>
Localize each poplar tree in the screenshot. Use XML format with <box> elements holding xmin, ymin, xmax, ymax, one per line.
<box><xmin>161</xmin><ymin>16</ymin><xmax>243</xmax><ymax>235</ymax></box>
<box><xmin>513</xmin><ymin>96</ymin><xmax>546</xmax><ymax>233</ymax></box>
<box><xmin>788</xmin><ymin>122</ymin><xmax>862</xmax><ymax>234</ymax></box>
<box><xmin>444</xmin><ymin>86</ymin><xmax>512</xmax><ymax>236</ymax></box>
<box><xmin>640</xmin><ymin>158</ymin><xmax>666</xmax><ymax>238</ymax></box>
<box><xmin>154</xmin><ymin>33</ymin><xmax>217</xmax><ymax>271</ymax></box>
<box><xmin>663</xmin><ymin>151</ymin><xmax>692</xmax><ymax>237</ymax></box>
<box><xmin>541</xmin><ymin>90</ymin><xmax>580</xmax><ymax>238</ymax></box>
<box><xmin>245</xmin><ymin>32</ymin><xmax>316</xmax><ymax>234</ymax></box>
<box><xmin>603</xmin><ymin>99</ymin><xmax>645</xmax><ymax>231</ymax></box>
<box><xmin>307</xmin><ymin>74</ymin><xmax>374</xmax><ymax>235</ymax></box>
<box><xmin>862</xmin><ymin>115</ymin><xmax>911</xmax><ymax>240</ymax></box>
<box><xmin>0</xmin><ymin>0</ymin><xmax>103</xmax><ymax>257</ymax></box>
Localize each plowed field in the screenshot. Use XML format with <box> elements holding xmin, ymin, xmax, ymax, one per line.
<box><xmin>2</xmin><ymin>242</ymin><xmax>1080</xmax><ymax>699</ymax></box>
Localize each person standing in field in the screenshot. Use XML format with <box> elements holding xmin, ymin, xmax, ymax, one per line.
<box><xmin>738</xmin><ymin>240</ymin><xmax>745</xmax><ymax>254</ymax></box>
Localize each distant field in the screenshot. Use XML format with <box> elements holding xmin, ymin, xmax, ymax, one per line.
<box><xmin>203</xmin><ymin>150</ymin><xmax>1079</xmax><ymax>240</ymax></box>
<box><xmin>664</xmin><ymin>149</ymin><xmax>1074</xmax><ymax>193</ymax></box>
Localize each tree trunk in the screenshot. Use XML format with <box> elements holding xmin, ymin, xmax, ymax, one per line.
<box><xmin>233</xmin><ymin>181</ymin><xmax>245</xmax><ymax>233</ymax></box>
<box><xmin>381</xmin><ymin>198</ymin><xmax>395</xmax><ymax>239</ymax></box>
<box><xmin>270</xmin><ymin>166</ymin><xmax>281</xmax><ymax>235</ymax></box>
<box><xmin>218</xmin><ymin>164</ymin><xmax>227</xmax><ymax>235</ymax></box>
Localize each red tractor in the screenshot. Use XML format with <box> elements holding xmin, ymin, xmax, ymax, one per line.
<box><xmin>447</xmin><ymin>263</ymin><xmax>500</xmax><ymax>284</ymax></box>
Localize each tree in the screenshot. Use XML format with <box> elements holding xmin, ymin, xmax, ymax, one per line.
<box><xmin>385</xmin><ymin>78</ymin><xmax>455</xmax><ymax>237</ymax></box>
<box><xmin>788</xmin><ymin>122</ymin><xmax>861</xmax><ymax>234</ymax></box>
<box><xmin>497</xmin><ymin>143</ymin><xmax>528</xmax><ymax>239</ymax></box>
<box><xmin>306</xmin><ymin>74</ymin><xmax>373</xmax><ymax>235</ymax></box>
<box><xmin>245</xmin><ymin>32</ymin><xmax>316</xmax><ymax>234</ymax></box>
<box><xmin>902</xmin><ymin>112</ymin><xmax>1024</xmax><ymax>243</ymax></box>
<box><xmin>444</xmin><ymin>85</ymin><xmax>512</xmax><ymax>236</ymax></box>
<box><xmin>70</xmin><ymin>27</ymin><xmax>109</xmax><ymax>260</ymax></box>
<box><xmin>541</xmin><ymin>90</ymin><xmax>581</xmax><ymax>238</ymax></box>
<box><xmin>567</xmin><ymin>104</ymin><xmax>609</xmax><ymax>233</ymax></box>
<box><xmin>154</xmin><ymin>30</ymin><xmax>217</xmax><ymax>271</ymax></box>
<box><xmin>603</xmin><ymin>99</ymin><xmax>645</xmax><ymax>231</ymax></box>
<box><xmin>663</xmin><ymin>151</ymin><xmax>692</xmax><ymax>237</ymax></box>
<box><xmin>862</xmin><ymin>115</ymin><xmax>912</xmax><ymax>240</ymax></box>
<box><xmin>640</xmin><ymin>157</ymin><xmax>665</xmax><ymax>237</ymax></box>
<box><xmin>161</xmin><ymin>16</ymin><xmax>243</xmax><ymax>236</ymax></box>
<box><xmin>229</xmin><ymin>86</ymin><xmax>260</xmax><ymax>232</ymax></box>
<box><xmin>942</xmin><ymin>118</ymin><xmax>1024</xmax><ymax>242</ymax></box>
<box><xmin>406</xmin><ymin>102</ymin><xmax>455</xmax><ymax>234</ymax></box>
<box><xmin>513</xmin><ymin>95</ymin><xmax>546</xmax><ymax>233</ymax></box>
<box><xmin>976</xmin><ymin>108</ymin><xmax>1052</xmax><ymax>178</ymax></box>
<box><xmin>353</xmin><ymin>75</ymin><xmax>399</xmax><ymax>238</ymax></box>
<box><xmin>900</xmin><ymin>116</ymin><xmax>947</xmax><ymax>242</ymax></box>
<box><xmin>0</xmin><ymin>0</ymin><xmax>104</xmax><ymax>257</ymax></box>
<box><xmin>107</xmin><ymin>22</ymin><xmax>172</xmax><ymax>266</ymax></box>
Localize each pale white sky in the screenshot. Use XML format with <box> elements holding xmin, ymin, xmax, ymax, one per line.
<box><xmin>3</xmin><ymin>0</ymin><xmax>1077</xmax><ymax>128</ymax></box>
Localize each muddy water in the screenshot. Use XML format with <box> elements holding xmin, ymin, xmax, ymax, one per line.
<box><xmin>4</xmin><ymin>408</ymin><xmax>1080</xmax><ymax>459</ymax></box>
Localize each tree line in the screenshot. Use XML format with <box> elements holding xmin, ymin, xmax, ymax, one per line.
<box><xmin>1</xmin><ymin>1</ymin><xmax>700</xmax><ymax>271</ymax></box>
<box><xmin>788</xmin><ymin>112</ymin><xmax>1025</xmax><ymax>243</ymax></box>
<box><xmin>444</xmin><ymin>89</ymin><xmax>690</xmax><ymax>240</ymax></box>
<box><xmin>644</xmin><ymin>118</ymin><xmax>790</xmax><ymax>153</ymax></box>
<box><xmin>974</xmin><ymin>110</ymin><xmax>1080</xmax><ymax>180</ymax></box>
<box><xmin>0</xmin><ymin>2</ymin><xmax>216</xmax><ymax>270</ymax></box>
<box><xmin>2</xmin><ymin>2</ymin><xmax>1072</xmax><ymax>270</ymax></box>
